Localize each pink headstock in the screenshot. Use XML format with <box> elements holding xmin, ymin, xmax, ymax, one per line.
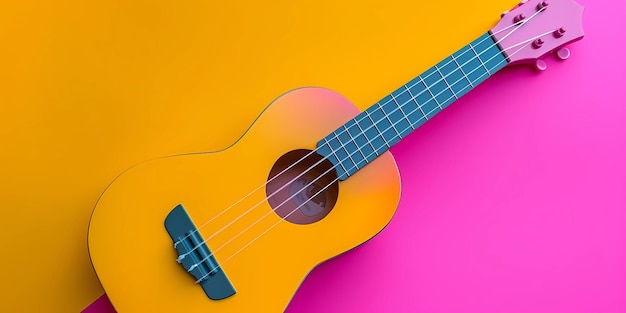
<box><xmin>491</xmin><ymin>0</ymin><xmax>584</xmax><ymax>70</ymax></box>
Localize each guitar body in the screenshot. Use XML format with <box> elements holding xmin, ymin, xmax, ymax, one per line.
<box><xmin>88</xmin><ymin>87</ymin><xmax>402</xmax><ymax>312</ymax></box>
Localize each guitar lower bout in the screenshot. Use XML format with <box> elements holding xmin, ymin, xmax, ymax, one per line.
<box><xmin>88</xmin><ymin>87</ymin><xmax>402</xmax><ymax>312</ymax></box>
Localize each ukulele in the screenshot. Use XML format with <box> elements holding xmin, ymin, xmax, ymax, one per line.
<box><xmin>88</xmin><ymin>0</ymin><xmax>584</xmax><ymax>311</ymax></box>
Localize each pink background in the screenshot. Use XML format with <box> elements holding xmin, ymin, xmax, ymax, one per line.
<box><xmin>287</xmin><ymin>0</ymin><xmax>626</xmax><ymax>312</ymax></box>
<box><xmin>86</xmin><ymin>0</ymin><xmax>625</xmax><ymax>312</ymax></box>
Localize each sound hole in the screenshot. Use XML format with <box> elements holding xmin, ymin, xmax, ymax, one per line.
<box><xmin>266</xmin><ymin>149</ymin><xmax>339</xmax><ymax>224</ymax></box>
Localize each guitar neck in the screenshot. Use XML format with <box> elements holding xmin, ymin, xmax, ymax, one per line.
<box><xmin>316</xmin><ymin>31</ymin><xmax>509</xmax><ymax>180</ymax></box>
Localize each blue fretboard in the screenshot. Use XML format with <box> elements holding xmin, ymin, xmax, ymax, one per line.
<box><xmin>316</xmin><ymin>31</ymin><xmax>509</xmax><ymax>180</ymax></box>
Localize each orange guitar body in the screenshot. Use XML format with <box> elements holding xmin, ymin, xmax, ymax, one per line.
<box><xmin>88</xmin><ymin>87</ymin><xmax>401</xmax><ymax>312</ymax></box>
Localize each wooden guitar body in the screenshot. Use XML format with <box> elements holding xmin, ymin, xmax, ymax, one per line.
<box><xmin>88</xmin><ymin>87</ymin><xmax>402</xmax><ymax>312</ymax></box>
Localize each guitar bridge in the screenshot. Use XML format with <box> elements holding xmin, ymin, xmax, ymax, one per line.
<box><xmin>164</xmin><ymin>204</ymin><xmax>236</xmax><ymax>300</ymax></box>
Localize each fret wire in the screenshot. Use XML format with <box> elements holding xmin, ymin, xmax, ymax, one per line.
<box><xmin>341</xmin><ymin>125</ymin><xmax>363</xmax><ymax>168</ymax></box>
<box><xmin>392</xmin><ymin>91</ymin><xmax>415</xmax><ymax>131</ymax></box>
<box><xmin>435</xmin><ymin>64</ymin><xmax>458</xmax><ymax>99</ymax></box>
<box><xmin>451</xmin><ymin>53</ymin><xmax>474</xmax><ymax>87</ymax></box>
<box><xmin>468</xmin><ymin>42</ymin><xmax>491</xmax><ymax>75</ymax></box>
<box><xmin>364</xmin><ymin>110</ymin><xmax>390</xmax><ymax>148</ymax></box>
<box><xmin>353</xmin><ymin>119</ymin><xmax>378</xmax><ymax>159</ymax></box>
<box><xmin>323</xmin><ymin>137</ymin><xmax>349</xmax><ymax>175</ymax></box>
<box><xmin>343</xmin><ymin>121</ymin><xmax>367</xmax><ymax>165</ymax></box>
<box><xmin>419</xmin><ymin>76</ymin><xmax>441</xmax><ymax>111</ymax></box>
<box><xmin>377</xmin><ymin>102</ymin><xmax>402</xmax><ymax>138</ymax></box>
<box><xmin>403</xmin><ymin>85</ymin><xmax>427</xmax><ymax>122</ymax></box>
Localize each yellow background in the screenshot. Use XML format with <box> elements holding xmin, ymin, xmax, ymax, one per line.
<box><xmin>0</xmin><ymin>0</ymin><xmax>512</xmax><ymax>311</ymax></box>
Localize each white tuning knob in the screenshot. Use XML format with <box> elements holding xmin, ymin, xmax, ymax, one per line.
<box><xmin>534</xmin><ymin>59</ymin><xmax>548</xmax><ymax>71</ymax></box>
<box><xmin>556</xmin><ymin>47</ymin><xmax>571</xmax><ymax>60</ymax></box>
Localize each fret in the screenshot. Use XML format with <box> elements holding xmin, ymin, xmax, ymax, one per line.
<box><xmin>364</xmin><ymin>109</ymin><xmax>390</xmax><ymax>154</ymax></box>
<box><xmin>316</xmin><ymin>31</ymin><xmax>509</xmax><ymax>180</ymax></box>
<box><xmin>401</xmin><ymin>85</ymin><xmax>424</xmax><ymax>130</ymax></box>
<box><xmin>338</xmin><ymin>124</ymin><xmax>366</xmax><ymax>168</ymax></box>
<box><xmin>458</xmin><ymin>45</ymin><xmax>489</xmax><ymax>86</ymax></box>
<box><xmin>321</xmin><ymin>137</ymin><xmax>349</xmax><ymax>177</ymax></box>
<box><xmin>351</xmin><ymin>118</ymin><xmax>377</xmax><ymax>162</ymax></box>
<box><xmin>439</xmin><ymin>56</ymin><xmax>471</xmax><ymax>99</ymax></box>
<box><xmin>474</xmin><ymin>33</ymin><xmax>505</xmax><ymax>74</ymax></box>
<box><xmin>468</xmin><ymin>42</ymin><xmax>491</xmax><ymax>75</ymax></box>
<box><xmin>368</xmin><ymin>102</ymin><xmax>400</xmax><ymax>148</ymax></box>
<box><xmin>405</xmin><ymin>78</ymin><xmax>431</xmax><ymax>129</ymax></box>
<box><xmin>382</xmin><ymin>98</ymin><xmax>405</xmax><ymax>145</ymax></box>
<box><xmin>418</xmin><ymin>74</ymin><xmax>444</xmax><ymax>118</ymax></box>
<box><xmin>419</xmin><ymin>75</ymin><xmax>440</xmax><ymax>111</ymax></box>
<box><xmin>344</xmin><ymin>146</ymin><xmax>360</xmax><ymax>171</ymax></box>
<box><xmin>391</xmin><ymin>90</ymin><xmax>416</xmax><ymax>136</ymax></box>
<box><xmin>435</xmin><ymin>63</ymin><xmax>458</xmax><ymax>100</ymax></box>
<box><xmin>330</xmin><ymin>134</ymin><xmax>357</xmax><ymax>175</ymax></box>
<box><xmin>451</xmin><ymin>53</ymin><xmax>474</xmax><ymax>88</ymax></box>
<box><xmin>359</xmin><ymin>111</ymin><xmax>386</xmax><ymax>157</ymax></box>
<box><xmin>380</xmin><ymin>93</ymin><xmax>413</xmax><ymax>139</ymax></box>
<box><xmin>424</xmin><ymin>65</ymin><xmax>456</xmax><ymax>107</ymax></box>
<box><xmin>458</xmin><ymin>48</ymin><xmax>488</xmax><ymax>84</ymax></box>
<box><xmin>378</xmin><ymin>100</ymin><xmax>402</xmax><ymax>139</ymax></box>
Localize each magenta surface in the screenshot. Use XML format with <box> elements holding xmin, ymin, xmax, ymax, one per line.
<box><xmin>82</xmin><ymin>294</ymin><xmax>114</xmax><ymax>313</ymax></box>
<box><xmin>287</xmin><ymin>0</ymin><xmax>626</xmax><ymax>312</ymax></box>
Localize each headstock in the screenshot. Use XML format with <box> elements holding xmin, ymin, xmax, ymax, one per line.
<box><xmin>491</xmin><ymin>0</ymin><xmax>584</xmax><ymax>70</ymax></box>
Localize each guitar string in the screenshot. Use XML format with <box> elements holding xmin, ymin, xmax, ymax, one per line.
<box><xmin>174</xmin><ymin>10</ymin><xmax>542</xmax><ymax>262</ymax></box>
<box><xmin>172</xmin><ymin>17</ymin><xmax>532</xmax><ymax>250</ymax></box>
<box><xmin>176</xmin><ymin>10</ymin><xmax>547</xmax><ymax>262</ymax></box>
<box><xmin>190</xmin><ymin>32</ymin><xmax>548</xmax><ymax>279</ymax></box>
<box><xmin>195</xmin><ymin>40</ymin><xmax>538</xmax><ymax>282</ymax></box>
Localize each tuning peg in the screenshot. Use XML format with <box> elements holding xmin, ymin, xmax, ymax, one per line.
<box><xmin>536</xmin><ymin>1</ymin><xmax>549</xmax><ymax>10</ymax></box>
<box><xmin>501</xmin><ymin>10</ymin><xmax>510</xmax><ymax>17</ymax></box>
<box><xmin>518</xmin><ymin>0</ymin><xmax>529</xmax><ymax>6</ymax></box>
<box><xmin>556</xmin><ymin>47</ymin><xmax>571</xmax><ymax>60</ymax></box>
<box><xmin>532</xmin><ymin>38</ymin><xmax>545</xmax><ymax>49</ymax></box>
<box><xmin>553</xmin><ymin>27</ymin><xmax>566</xmax><ymax>38</ymax></box>
<box><xmin>534</xmin><ymin>59</ymin><xmax>548</xmax><ymax>71</ymax></box>
<box><xmin>514</xmin><ymin>13</ymin><xmax>526</xmax><ymax>23</ymax></box>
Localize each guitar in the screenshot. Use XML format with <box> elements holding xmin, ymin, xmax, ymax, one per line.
<box><xmin>87</xmin><ymin>0</ymin><xmax>584</xmax><ymax>311</ymax></box>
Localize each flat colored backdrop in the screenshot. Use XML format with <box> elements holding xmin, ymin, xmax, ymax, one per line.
<box><xmin>0</xmin><ymin>0</ymin><xmax>623</xmax><ymax>312</ymax></box>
